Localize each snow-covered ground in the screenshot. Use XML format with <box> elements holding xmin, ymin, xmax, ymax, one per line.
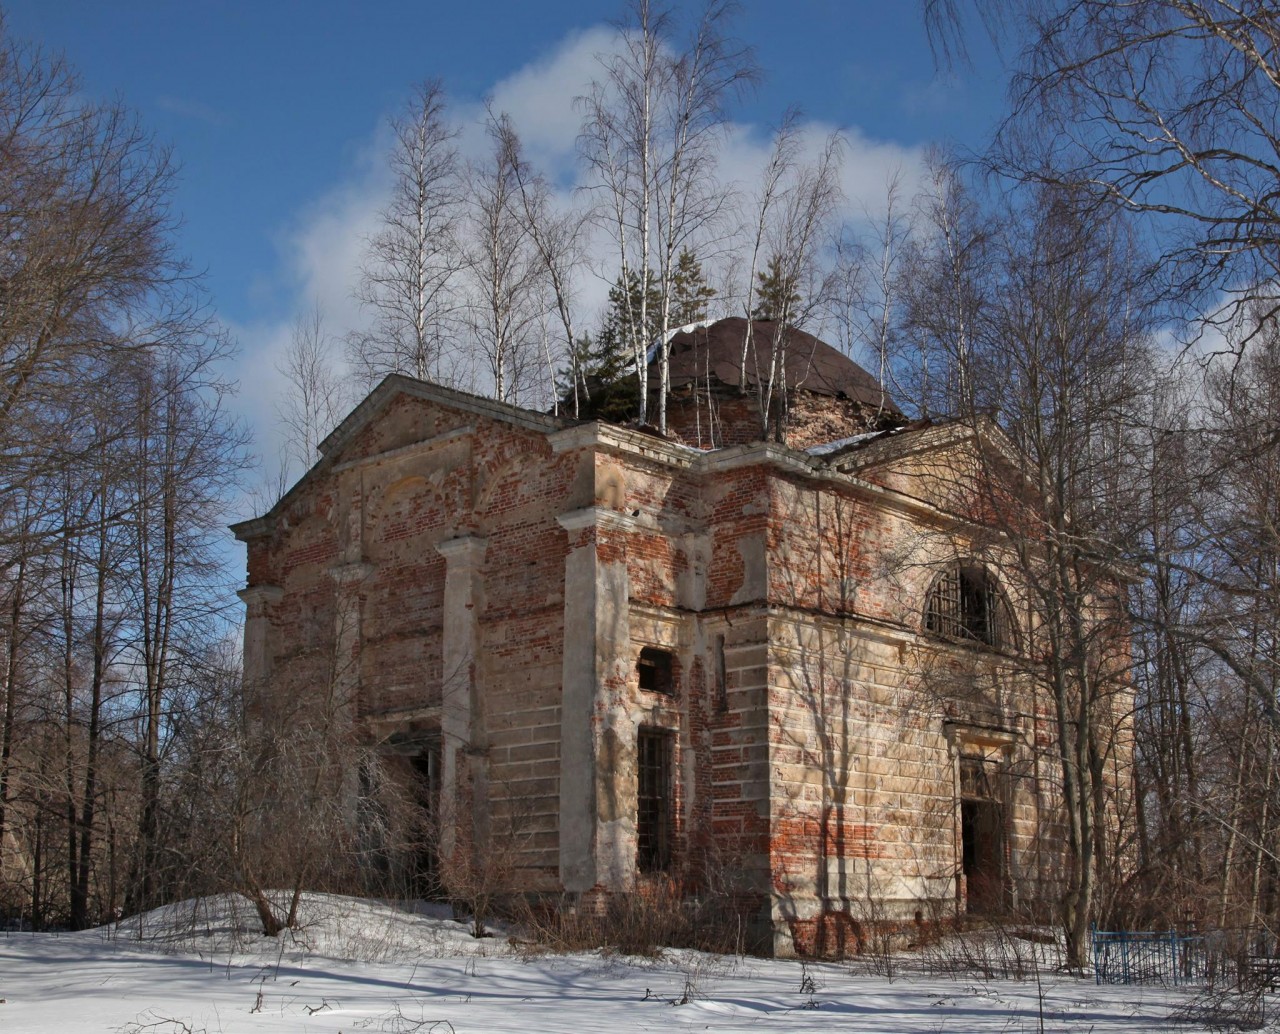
<box><xmin>0</xmin><ymin>895</ymin><xmax>1203</xmax><ymax>1032</ymax></box>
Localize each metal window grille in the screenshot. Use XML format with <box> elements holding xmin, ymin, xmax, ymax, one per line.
<box><xmin>927</xmin><ymin>567</ymin><xmax>963</xmax><ymax>638</ymax></box>
<box><xmin>636</xmin><ymin>728</ymin><xmax>673</xmax><ymax>872</ymax></box>
<box><xmin>926</xmin><ymin>566</ymin><xmax>1002</xmax><ymax>648</ymax></box>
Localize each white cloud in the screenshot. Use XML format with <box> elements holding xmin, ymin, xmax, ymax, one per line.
<box><xmin>225</xmin><ymin>138</ymin><xmax>387</xmax><ymax>500</ymax></box>
<box><xmin>475</xmin><ymin>26</ymin><xmax>615</xmax><ymax>183</ymax></box>
<box><xmin>717</xmin><ymin>117</ymin><xmax>925</xmax><ymax>229</ymax></box>
<box><xmin>286</xmin><ymin>166</ymin><xmax>389</xmax><ymax>333</ymax></box>
<box><xmin>226</xmin><ymin>20</ymin><xmax>932</xmax><ymax>509</ymax></box>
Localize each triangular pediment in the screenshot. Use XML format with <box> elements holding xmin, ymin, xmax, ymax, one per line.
<box><xmin>233</xmin><ymin>376</ymin><xmax>574</xmax><ymax>539</ymax></box>
<box><xmin>813</xmin><ymin>416</ymin><xmax>1030</xmax><ymax>517</ymax></box>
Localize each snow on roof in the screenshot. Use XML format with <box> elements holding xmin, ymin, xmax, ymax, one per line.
<box><xmin>645</xmin><ymin>318</ymin><xmax>718</xmax><ymax>365</ymax></box>
<box><xmin>808</xmin><ymin>429</ymin><xmax>890</xmax><ymax>458</ymax></box>
<box><xmin>806</xmin><ymin>430</ymin><xmax>882</xmax><ymax>456</ymax></box>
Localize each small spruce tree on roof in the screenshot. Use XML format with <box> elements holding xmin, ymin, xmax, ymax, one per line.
<box><xmin>670</xmin><ymin>248</ymin><xmax>716</xmax><ymax>326</ymax></box>
<box><xmin>752</xmin><ymin>254</ymin><xmax>802</xmax><ymax>321</ymax></box>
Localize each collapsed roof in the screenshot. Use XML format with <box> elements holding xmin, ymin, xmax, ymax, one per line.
<box><xmin>660</xmin><ymin>317</ymin><xmax>900</xmax><ymax>416</ymax></box>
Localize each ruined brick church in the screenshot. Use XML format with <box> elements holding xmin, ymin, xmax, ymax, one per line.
<box><xmin>233</xmin><ymin>317</ymin><xmax>1085</xmax><ymax>955</ymax></box>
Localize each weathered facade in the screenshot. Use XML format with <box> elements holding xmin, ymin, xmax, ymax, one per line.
<box><xmin>233</xmin><ymin>320</ymin><xmax>1123</xmax><ymax>955</ymax></box>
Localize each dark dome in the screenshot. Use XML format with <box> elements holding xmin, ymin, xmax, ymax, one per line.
<box><xmin>659</xmin><ymin>317</ymin><xmax>900</xmax><ymax>415</ymax></box>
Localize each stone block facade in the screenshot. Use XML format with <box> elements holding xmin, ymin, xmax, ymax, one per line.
<box><xmin>234</xmin><ymin>346</ymin><xmax>1127</xmax><ymax>956</ymax></box>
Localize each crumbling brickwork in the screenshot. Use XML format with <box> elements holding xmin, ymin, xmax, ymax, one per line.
<box><xmin>234</xmin><ymin>328</ymin><xmax>1129</xmax><ymax>957</ymax></box>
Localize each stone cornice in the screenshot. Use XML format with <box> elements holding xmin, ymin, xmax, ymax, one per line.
<box><xmin>321</xmin><ymin>374</ymin><xmax>568</xmax><ymax>459</ymax></box>
<box><xmin>698</xmin><ymin>440</ymin><xmax>805</xmax><ymax>474</ymax></box>
<box><xmin>548</xmin><ymin>422</ymin><xmax>702</xmax><ymax>468</ymax></box>
<box><xmin>436</xmin><ymin>534</ymin><xmax>488</xmax><ymax>562</ymax></box>
<box><xmin>232</xmin><ymin>378</ymin><xmax>1019</xmax><ymax>551</ymax></box>
<box><xmin>830</xmin><ymin>420</ymin><xmax>976</xmax><ymax>472</ymax></box>
<box><xmin>230</xmin><ymin>515</ymin><xmax>275</xmax><ymax>542</ymax></box>
<box><xmin>554</xmin><ymin>429</ymin><xmax>963</xmax><ymax>529</ymax></box>
<box><xmin>700</xmin><ymin>441</ymin><xmax>962</xmax><ymax>527</ymax></box>
<box><xmin>944</xmin><ymin>720</ymin><xmax>1020</xmax><ymax>755</ymax></box>
<box><xmin>237</xmin><ymin>584</ymin><xmax>283</xmax><ymax>606</ymax></box>
<box><xmin>557</xmin><ymin>506</ymin><xmax>641</xmax><ymax>534</ymax></box>
<box><xmin>766</xmin><ymin>605</ymin><xmax>919</xmax><ymax>655</ymax></box>
<box><xmin>626</xmin><ymin>599</ymin><xmax>695</xmax><ymax>634</ymax></box>
<box><xmin>233</xmin><ymin>376</ymin><xmax>574</xmax><ymax>539</ymax></box>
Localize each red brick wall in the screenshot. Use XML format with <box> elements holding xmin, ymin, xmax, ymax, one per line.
<box><xmin>240</xmin><ymin>387</ymin><xmax>1085</xmax><ymax>952</ymax></box>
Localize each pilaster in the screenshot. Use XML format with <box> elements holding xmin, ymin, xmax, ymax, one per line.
<box><xmin>557</xmin><ymin>507</ymin><xmax>633</xmax><ymax>892</ymax></box>
<box><xmin>237</xmin><ymin>584</ymin><xmax>282</xmax><ymax>698</ymax></box>
<box><xmin>327</xmin><ymin>561</ymin><xmax>373</xmax><ymax>712</ymax></box>
<box><xmin>436</xmin><ymin>534</ymin><xmax>488</xmax><ymax>861</ymax></box>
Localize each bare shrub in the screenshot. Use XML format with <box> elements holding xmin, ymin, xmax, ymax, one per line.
<box><xmin>1171</xmin><ymin>986</ymin><xmax>1268</xmax><ymax>1033</ymax></box>
<box><xmin>115</xmin><ymin>1013</ymin><xmax>213</xmax><ymax>1034</ymax></box>
<box><xmin>912</xmin><ymin>893</ymin><xmax>1055</xmax><ymax>982</ymax></box>
<box><xmin>515</xmin><ymin>876</ymin><xmax>751</xmax><ymax>958</ymax></box>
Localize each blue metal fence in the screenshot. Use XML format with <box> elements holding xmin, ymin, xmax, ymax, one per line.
<box><xmin>1091</xmin><ymin>927</ymin><xmax>1211</xmax><ymax>986</ymax></box>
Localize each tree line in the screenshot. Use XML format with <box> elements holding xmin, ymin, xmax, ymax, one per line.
<box><xmin>4</xmin><ymin>0</ymin><xmax>1280</xmax><ymax>970</ymax></box>
<box><xmin>261</xmin><ymin>0</ymin><xmax>1280</xmax><ymax>965</ymax></box>
<box><xmin>0</xmin><ymin>22</ymin><xmax>248</xmax><ymax>927</ymax></box>
<box><xmin>271</xmin><ymin>3</ymin><xmax>857</xmax><ymax>471</ymax></box>
<box><xmin>911</xmin><ymin>0</ymin><xmax>1280</xmax><ymax>967</ymax></box>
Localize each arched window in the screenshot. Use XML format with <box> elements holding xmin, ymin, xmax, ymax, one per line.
<box><xmin>925</xmin><ymin>564</ymin><xmax>1009</xmax><ymax>649</ymax></box>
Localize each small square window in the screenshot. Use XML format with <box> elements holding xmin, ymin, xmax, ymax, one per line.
<box><xmin>637</xmin><ymin>646</ymin><xmax>675</xmax><ymax>695</ymax></box>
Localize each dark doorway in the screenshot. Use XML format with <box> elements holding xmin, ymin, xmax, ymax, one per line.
<box><xmin>961</xmin><ymin>799</ymin><xmax>1005</xmax><ymax>913</ymax></box>
<box><xmin>959</xmin><ymin>758</ymin><xmax>1006</xmax><ymax>913</ymax></box>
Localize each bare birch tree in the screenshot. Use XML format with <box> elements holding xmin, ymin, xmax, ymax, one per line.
<box><xmin>351</xmin><ymin>80</ymin><xmax>462</xmax><ymax>385</ymax></box>
<box><xmin>899</xmin><ymin>152</ymin><xmax>990</xmax><ymax>419</ymax></box>
<box><xmin>984</xmin><ymin>192</ymin><xmax>1148</xmax><ymax>968</ymax></box>
<box><xmin>747</xmin><ymin>126</ymin><xmax>844</xmax><ymax>439</ymax></box>
<box><xmin>919</xmin><ymin>0</ymin><xmax>1280</xmax><ymax>941</ymax></box>
<box><xmin>736</xmin><ymin>110</ymin><xmax>803</xmax><ymax>399</ymax></box>
<box><xmin>925</xmin><ymin>0</ymin><xmax>1280</xmax><ymax>335</ymax></box>
<box><xmin>0</xmin><ymin>23</ymin><xmax>190</xmax><ymax>571</ymax></box>
<box><xmin>898</xmin><ymin>173</ymin><xmax>1154</xmax><ymax>967</ymax></box>
<box><xmin>580</xmin><ymin>0</ymin><xmax>755</xmax><ymax>431</ymax></box>
<box><xmin>276</xmin><ymin>303</ymin><xmax>349</xmax><ymax>480</ymax></box>
<box><xmin>829</xmin><ymin>170</ymin><xmax>912</xmax><ymax>420</ymax></box>
<box><xmin>498</xmin><ymin>117</ymin><xmax>590</xmax><ymax>414</ymax></box>
<box><xmin>579</xmin><ymin>1</ymin><xmax>668</xmax><ymax>426</ymax></box>
<box><xmin>462</xmin><ymin>112</ymin><xmax>544</xmax><ymax>404</ymax></box>
<box><xmin>650</xmin><ymin>1</ymin><xmax>756</xmax><ymax>432</ymax></box>
<box><xmin>123</xmin><ymin>330</ymin><xmax>247</xmax><ymax>916</ymax></box>
<box><xmin>1125</xmin><ymin>366</ymin><xmax>1209</xmax><ymax>914</ymax></box>
<box><xmin>1152</xmin><ymin>314</ymin><xmax>1280</xmax><ymax>938</ymax></box>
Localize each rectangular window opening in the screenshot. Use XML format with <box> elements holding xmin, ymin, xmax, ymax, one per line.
<box><xmin>637</xmin><ymin>727</ymin><xmax>674</xmax><ymax>873</ymax></box>
<box><xmin>714</xmin><ymin>634</ymin><xmax>728</xmax><ymax>714</ymax></box>
<box><xmin>412</xmin><ymin>743</ymin><xmax>442</xmax><ymax>897</ymax></box>
<box><xmin>637</xmin><ymin>646</ymin><xmax>675</xmax><ymax>695</ymax></box>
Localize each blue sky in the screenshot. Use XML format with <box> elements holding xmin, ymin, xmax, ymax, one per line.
<box><xmin>7</xmin><ymin>1</ymin><xmax>1009</xmax><ymax>492</ymax></box>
